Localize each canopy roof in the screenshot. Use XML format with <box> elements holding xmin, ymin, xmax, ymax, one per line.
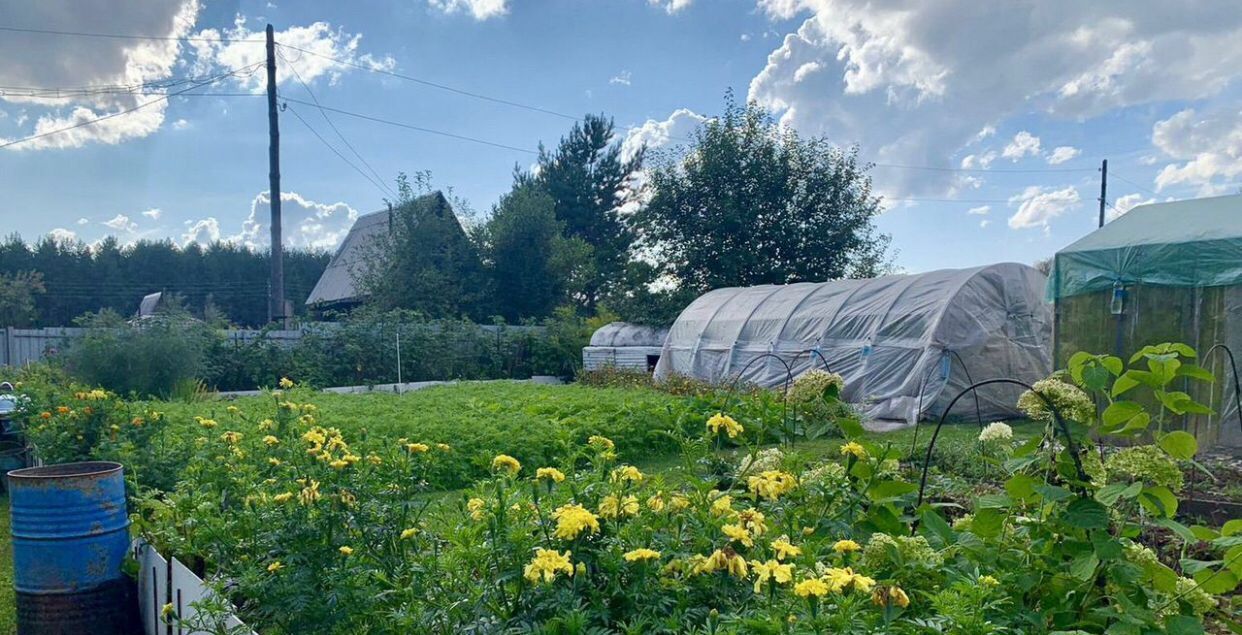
<box><xmin>1050</xmin><ymin>194</ymin><xmax>1242</xmax><ymax>299</ymax></box>
<box><xmin>588</xmin><ymin>322</ymin><xmax>669</xmax><ymax>347</ymax></box>
<box><xmin>654</xmin><ymin>263</ymin><xmax>1051</xmax><ymax>422</ymax></box>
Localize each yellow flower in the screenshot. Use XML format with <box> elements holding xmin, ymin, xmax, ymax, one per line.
<box><xmin>536</xmin><ymin>467</ymin><xmax>566</xmax><ymax>483</ymax></box>
<box><xmin>722</xmin><ymin>523</ymin><xmax>755</xmax><ymax>547</ymax></box>
<box><xmin>131</xmin><ymin>416</ymin><xmax>144</xmax><ymax>427</ymax></box>
<box><xmin>436</xmin><ymin>443</ymin><xmax>451</xmax><ymax>452</ymax></box>
<box><xmin>160</xmin><ymin>602</ymin><xmax>175</xmax><ymax>620</ymax></box>
<box><xmin>219</xmin><ymin>431</ymin><xmax>243</xmax><ymax>445</ymax></box>
<box><xmin>704</xmin><ymin>548</ymin><xmax>749</xmax><ymax>578</ymax></box>
<box><xmin>268</xmin><ymin>458</ymin><xmax>282</xmax><ymax>466</ymax></box>
<box><xmin>747</xmin><ymin>470</ymin><xmax>798</xmax><ymax>500</ymax></box>
<box><xmin>400</xmin><ymin>528</ymin><xmax>419</xmax><ymax>540</ymax></box>
<box><xmin>646</xmin><ymin>492</ymin><xmax>665</xmax><ymax>512</ymax></box>
<box><xmin>623</xmin><ymin>548</ymin><xmax>661</xmax><ymax>563</ymax></box>
<box><xmin>872</xmin><ymin>585</ymin><xmax>911</xmax><ymax>608</ymax></box>
<box><xmin>669</xmin><ymin>494</ymin><xmax>691</xmax><ymax>511</ymax></box>
<box><xmin>839</xmin><ymin>441</ymin><xmax>866</xmax><ymax>459</ymax></box>
<box><xmin>338</xmin><ymin>546</ymin><xmax>354</xmax><ymax>556</ymax></box>
<box><xmin>299</xmin><ymin>479</ymin><xmax>321</xmax><ymax>505</ymax></box>
<box><xmin>710</xmin><ymin>494</ymin><xmax>734</xmax><ymax>517</ymax></box>
<box><xmin>737</xmin><ymin>508</ymin><xmax>767</xmax><ymax>538</ymax></box>
<box><xmin>329</xmin><ymin>459</ymin><xmax>349</xmax><ymax>470</ymax></box>
<box><xmin>599</xmin><ymin>494</ymin><xmax>639</xmax><ymax>520</ymax></box>
<box><xmin>406</xmin><ymin>443</ymin><xmax>430</xmax><ymax>454</ymax></box>
<box><xmin>279</xmin><ymin>377</ymin><xmax>295</xmax><ymax>389</ymax></box>
<box><xmin>706</xmin><ymin>412</ymin><xmax>744</xmax><ymax>439</ymax></box>
<box><xmin>552</xmin><ymin>503</ymin><xmax>600</xmax><ymax>540</ymax></box>
<box><xmin>258</xmin><ymin>418</ymin><xmax>274</xmax><ymax>431</ymax></box>
<box><xmin>263</xmin><ymin>435</ymin><xmax>280</xmax><ymax>446</ymax></box>
<box><xmin>795</xmin><ymin>577</ymin><xmax>829</xmax><ymax>598</ymax></box>
<box><xmin>492</xmin><ymin>454</ymin><xmax>521</xmax><ymax>476</ymax></box>
<box><xmin>852</xmin><ymin>573</ymin><xmax>876</xmax><ymax>593</ymax></box>
<box><xmin>196</xmin><ymin>417</ymin><xmax>218</xmax><ymax>429</ymax></box>
<box><xmin>39</xmin><ymin>411</ymin><xmax>51</xmax><ymax>420</ymax></box>
<box><xmin>467</xmin><ymin>497</ymin><xmax>486</xmax><ymax>521</ymax></box>
<box><xmin>610</xmin><ymin>465</ymin><xmax>644</xmax><ymax>484</ymax></box>
<box><xmin>273</xmin><ymin>492</ymin><xmax>294</xmax><ymax>503</ymax></box>
<box><xmin>832</xmin><ymin>539</ymin><xmax>861</xmax><ymax>554</ymax></box>
<box><xmin>267</xmin><ymin>561</ymin><xmax>284</xmax><ymax>573</ymax></box>
<box><xmin>979</xmin><ymin>575</ymin><xmax>999</xmax><ymax>587</ymax></box>
<box><xmin>587</xmin><ymin>435</ymin><xmax>615</xmax><ymax>451</ymax></box>
<box><xmin>823</xmin><ymin>567</ymin><xmax>875</xmax><ymax>593</ymax></box>
<box><xmin>226</xmin><ymin>405</ymin><xmax>240</xmax><ymax>415</ymax></box>
<box><xmin>523</xmin><ymin>548</ymin><xmax>574</xmax><ymax>584</ymax></box>
<box><xmin>771</xmin><ymin>537</ymin><xmax>802</xmax><ymax>561</ymax></box>
<box><xmin>750</xmin><ymin>559</ymin><xmax>794</xmax><ymax>593</ymax></box>
<box><xmin>56</xmin><ymin>406</ymin><xmax>71</xmax><ymax>415</ymax></box>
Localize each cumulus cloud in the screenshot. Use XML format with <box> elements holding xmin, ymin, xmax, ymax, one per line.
<box><xmin>103</xmin><ymin>214</ymin><xmax>138</xmax><ymax>232</ymax></box>
<box><xmin>1108</xmin><ymin>192</ymin><xmax>1157</xmax><ymax>221</ymax></box>
<box><xmin>141</xmin><ymin>208</ymin><xmax>163</xmax><ymax>220</ymax></box>
<box><xmin>960</xmin><ymin>151</ymin><xmax>997</xmax><ymax>170</ymax></box>
<box><xmin>1007</xmin><ymin>185</ymin><xmax>1081</xmax><ymax>230</ymax></box>
<box><xmin>0</xmin><ymin>3</ymin><xmax>390</xmax><ymax>151</ymax></box>
<box><xmin>746</xmin><ymin>1</ymin><xmax>1242</xmax><ymax>195</ymax></box>
<box><xmin>1046</xmin><ymin>146</ymin><xmax>1081</xmax><ymax>165</ymax></box>
<box><xmin>76</xmin><ymin>218</ymin><xmax>89</xmax><ymax>226</ymax></box>
<box><xmin>979</xmin><ymin>219</ymin><xmax>992</xmax><ymax>228</ymax></box>
<box><xmin>1002</xmin><ymin>131</ymin><xmax>1041</xmax><ymax>161</ymax></box>
<box><xmin>1152</xmin><ymin>107</ymin><xmax>1242</xmax><ymax>194</ymax></box>
<box><xmin>181</xmin><ymin>218</ymin><xmax>221</xmax><ymax>246</ymax></box>
<box><xmin>610</xmin><ymin>71</ymin><xmax>633</xmax><ymax>86</ymax></box>
<box><xmin>967</xmin><ymin>205</ymin><xmax>990</xmax><ymax>215</ymax></box>
<box><xmin>427</xmin><ymin>0</ymin><xmax>508</xmax><ymax>20</ymax></box>
<box><xmin>48</xmin><ymin>228</ymin><xmax>78</xmax><ymax>245</ymax></box>
<box><xmin>228</xmin><ymin>191</ymin><xmax>360</xmax><ymax>250</ymax></box>
<box><xmin>649</xmin><ymin>0</ymin><xmax>694</xmax><ymax>14</ymax></box>
<box><xmin>620</xmin><ymin>108</ymin><xmax>709</xmax><ymax>163</ymax></box>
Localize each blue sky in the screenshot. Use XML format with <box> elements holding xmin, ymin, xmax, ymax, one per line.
<box><xmin>2</xmin><ymin>0</ymin><xmax>1241</xmax><ymax>274</ymax></box>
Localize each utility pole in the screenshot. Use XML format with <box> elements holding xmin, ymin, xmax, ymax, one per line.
<box><xmin>266</xmin><ymin>24</ymin><xmax>285</xmax><ymax>325</ymax></box>
<box><xmin>1097</xmin><ymin>158</ymin><xmax>1108</xmax><ymax>228</ymax></box>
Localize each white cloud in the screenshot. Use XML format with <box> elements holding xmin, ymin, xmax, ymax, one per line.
<box><xmin>960</xmin><ymin>151</ymin><xmax>997</xmax><ymax>170</ymax></box>
<box><xmin>231</xmin><ymin>191</ymin><xmax>360</xmax><ymax>250</ymax></box>
<box><xmin>76</xmin><ymin>218</ymin><xmax>89</xmax><ymax>226</ymax></box>
<box><xmin>967</xmin><ymin>205</ymin><xmax>990</xmax><ymax>215</ymax></box>
<box><xmin>103</xmin><ymin>214</ymin><xmax>138</xmax><ymax>232</ymax></box>
<box><xmin>976</xmin><ymin>125</ymin><xmax>996</xmax><ymax>140</ymax></box>
<box><xmin>181</xmin><ymin>218</ymin><xmax>221</xmax><ymax>246</ymax></box>
<box><xmin>1046</xmin><ymin>145</ymin><xmax>1081</xmax><ymax>165</ymax></box>
<box><xmin>427</xmin><ymin>0</ymin><xmax>508</xmax><ymax>20</ymax></box>
<box><xmin>1108</xmin><ymin>192</ymin><xmax>1157</xmax><ymax>221</ymax></box>
<box><xmin>747</xmin><ymin>1</ymin><xmax>1242</xmax><ymax>195</ymax></box>
<box><xmin>48</xmin><ymin>228</ymin><xmax>78</xmax><ymax>245</ymax></box>
<box><xmin>172</xmin><ymin>119</ymin><xmax>190</xmax><ymax>130</ymax></box>
<box><xmin>649</xmin><ymin>0</ymin><xmax>694</xmax><ymax>14</ymax></box>
<box><xmin>1152</xmin><ymin>107</ymin><xmax>1242</xmax><ymax>194</ymax></box>
<box><xmin>741</xmin><ymin>33</ymin><xmax>753</xmax><ymax>42</ymax></box>
<box><xmin>141</xmin><ymin>208</ymin><xmax>163</xmax><ymax>220</ymax></box>
<box><xmin>610</xmin><ymin>71</ymin><xmax>633</xmax><ymax>86</ymax></box>
<box><xmin>1002</xmin><ymin>131</ymin><xmax>1041</xmax><ymax>161</ymax></box>
<box><xmin>620</xmin><ymin>108</ymin><xmax>709</xmax><ymax>163</ymax></box>
<box><xmin>1007</xmin><ymin>185</ymin><xmax>1081</xmax><ymax>230</ymax></box>
<box><xmin>979</xmin><ymin>219</ymin><xmax>992</xmax><ymax>228</ymax></box>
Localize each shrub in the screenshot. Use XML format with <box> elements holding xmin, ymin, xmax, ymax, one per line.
<box><xmin>61</xmin><ymin>308</ymin><xmax>215</xmax><ymax>399</ymax></box>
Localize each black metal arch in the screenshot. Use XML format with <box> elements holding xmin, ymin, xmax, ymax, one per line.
<box><xmin>787</xmin><ymin>348</ymin><xmax>833</xmax><ymax>374</ymax></box>
<box><xmin>909</xmin><ymin>349</ymin><xmax>986</xmax><ymax>455</ymax></box>
<box><xmin>1204</xmin><ymin>343</ymin><xmax>1242</xmax><ymax>439</ymax></box>
<box><xmin>916</xmin><ymin>377</ymin><xmax>1088</xmax><ymax>509</ymax></box>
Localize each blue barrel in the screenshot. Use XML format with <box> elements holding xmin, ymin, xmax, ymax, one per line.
<box><xmin>8</xmin><ymin>461</ymin><xmax>138</xmax><ymax>634</ymax></box>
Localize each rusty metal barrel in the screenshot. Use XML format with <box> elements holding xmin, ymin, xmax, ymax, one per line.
<box><xmin>8</xmin><ymin>461</ymin><xmax>138</xmax><ymax>634</ymax></box>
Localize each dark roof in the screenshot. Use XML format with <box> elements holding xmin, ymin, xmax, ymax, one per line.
<box><xmin>305</xmin><ymin>192</ymin><xmax>459</xmax><ymax>306</ymax></box>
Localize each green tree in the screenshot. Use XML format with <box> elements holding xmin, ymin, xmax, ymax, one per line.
<box><xmin>483</xmin><ymin>184</ymin><xmax>567</xmax><ymax>321</ymax></box>
<box><xmin>635</xmin><ymin>94</ymin><xmax>891</xmax><ymax>293</ymax></box>
<box><xmin>0</xmin><ymin>271</ymin><xmax>46</xmax><ymax>327</ymax></box>
<box><xmin>523</xmin><ymin>114</ymin><xmax>644</xmax><ymax>311</ymax></box>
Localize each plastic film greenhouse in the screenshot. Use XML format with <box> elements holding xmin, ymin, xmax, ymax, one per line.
<box><xmin>654</xmin><ymin>263</ymin><xmax>1052</xmax><ymax>425</ymax></box>
<box><xmin>1050</xmin><ymin>194</ymin><xmax>1242</xmax><ymax>448</ymax></box>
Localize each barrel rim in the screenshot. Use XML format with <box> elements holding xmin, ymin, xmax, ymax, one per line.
<box><xmin>7</xmin><ymin>461</ymin><xmax>123</xmax><ymax>480</ymax></box>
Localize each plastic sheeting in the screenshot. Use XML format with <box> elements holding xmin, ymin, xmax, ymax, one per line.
<box><xmin>589</xmin><ymin>322</ymin><xmax>669</xmax><ymax>347</ymax></box>
<box><xmin>1050</xmin><ymin>195</ymin><xmax>1242</xmax><ymax>300</ymax></box>
<box><xmin>654</xmin><ymin>263</ymin><xmax>1052</xmax><ymax>423</ymax></box>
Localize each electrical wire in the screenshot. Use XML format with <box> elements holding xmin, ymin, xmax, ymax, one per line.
<box><xmin>285</xmin><ymin>104</ymin><xmax>394</xmax><ymax>200</ymax></box>
<box><xmin>0</xmin><ymin>24</ymin><xmax>262</xmax><ymax>44</ymax></box>
<box><xmin>870</xmin><ymin>162</ymin><xmax>1094</xmax><ymax>174</ymax></box>
<box><xmin>1108</xmin><ymin>171</ymin><xmax>1161</xmax><ymax>198</ymax></box>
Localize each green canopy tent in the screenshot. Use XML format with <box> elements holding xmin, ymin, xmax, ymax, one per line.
<box><xmin>1049</xmin><ymin>194</ymin><xmax>1242</xmax><ymax>448</ymax></box>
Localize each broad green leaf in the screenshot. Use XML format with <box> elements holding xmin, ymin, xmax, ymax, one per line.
<box><xmin>1194</xmin><ymin>567</ymin><xmax>1239</xmax><ymax>594</ymax></box>
<box><xmin>1006</xmin><ymin>474</ymin><xmax>1039</xmax><ymax>502</ymax></box>
<box><xmin>1223</xmin><ymin>519</ymin><xmax>1242</xmax><ymax>537</ymax></box>
<box><xmin>1062</xmin><ymin>497</ymin><xmax>1110</xmax><ymax>530</ymax></box>
<box><xmin>1158</xmin><ymin>430</ymin><xmax>1198</xmax><ymax>460</ymax></box>
<box><xmin>1164</xmin><ymin>615</ymin><xmax>1205</xmax><ymax>635</ymax></box>
<box><xmin>1101</xmin><ymin>401</ymin><xmax>1146</xmax><ymax>434</ymax></box>
<box><xmin>971</xmin><ymin>508</ymin><xmax>1005</xmax><ymax>538</ymax></box>
<box><xmin>1139</xmin><ymin>486</ymin><xmax>1178</xmax><ymax>518</ymax></box>
<box><xmin>1095</xmin><ymin>483</ymin><xmax>1129</xmax><ymax>506</ymax></box>
<box><xmin>1190</xmin><ymin>525</ymin><xmax>1220</xmax><ymax>542</ymax></box>
<box><xmin>1110</xmin><ymin>373</ymin><xmax>1140</xmax><ymax>398</ymax></box>
<box><xmin>837</xmin><ymin>416</ymin><xmax>864</xmax><ymax>440</ymax></box>
<box><xmin>868</xmin><ymin>480</ymin><xmax>917</xmax><ymax>501</ymax></box>
<box><xmin>1036</xmin><ymin>483</ymin><xmax>1073</xmax><ymax>502</ymax></box>
<box><xmin>1069</xmin><ymin>552</ymin><xmax>1100</xmax><ymax>581</ymax></box>
<box><xmin>1153</xmin><ymin>517</ymin><xmax>1197</xmax><ymax>543</ymax></box>
<box><xmin>1102</xmin><ymin>356</ymin><xmax>1123</xmax><ymax>376</ymax></box>
<box><xmin>976</xmin><ymin>493</ymin><xmax>1012</xmax><ymax>509</ymax></box>
<box><xmin>918</xmin><ymin>508</ymin><xmax>956</xmax><ymax>547</ymax></box>
<box><xmin>1176</xmin><ymin>363</ymin><xmax>1215</xmax><ymax>382</ymax></box>
<box><xmin>1011</xmin><ymin>434</ymin><xmax>1043</xmax><ymax>458</ymax></box>
<box><xmin>1082</xmin><ymin>365</ymin><xmax>1111</xmax><ymax>391</ymax></box>
<box><xmin>1146</xmin><ymin>560</ymin><xmax>1179</xmax><ymax>593</ymax></box>
<box><xmin>1091</xmin><ymin>532</ymin><xmax>1123</xmax><ymax>560</ymax></box>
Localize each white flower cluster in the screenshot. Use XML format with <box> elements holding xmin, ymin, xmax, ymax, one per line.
<box><xmin>978</xmin><ymin>421</ymin><xmax>1014</xmax><ymax>443</ymax></box>
<box><xmin>737</xmin><ymin>447</ymin><xmax>785</xmax><ymax>475</ymax></box>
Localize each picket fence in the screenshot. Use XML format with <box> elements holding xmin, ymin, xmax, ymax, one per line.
<box><xmin>134</xmin><ymin>539</ymin><xmax>255</xmax><ymax>635</ymax></box>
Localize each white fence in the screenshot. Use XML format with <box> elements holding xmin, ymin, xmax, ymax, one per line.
<box><xmin>0</xmin><ymin>327</ymin><xmax>307</xmax><ymax>367</ymax></box>
<box><xmin>135</xmin><ymin>539</ymin><xmax>254</xmax><ymax>635</ymax></box>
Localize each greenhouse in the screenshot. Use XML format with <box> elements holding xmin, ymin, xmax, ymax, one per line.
<box><xmin>654</xmin><ymin>263</ymin><xmax>1052</xmax><ymax>424</ymax></box>
<box><xmin>1050</xmin><ymin>194</ymin><xmax>1242</xmax><ymax>448</ymax></box>
<box><xmin>582</xmin><ymin>322</ymin><xmax>669</xmax><ymax>373</ymax></box>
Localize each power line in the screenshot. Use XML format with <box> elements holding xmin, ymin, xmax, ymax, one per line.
<box><xmin>869</xmin><ymin>162</ymin><xmax>1094</xmax><ymax>174</ymax></box>
<box><xmin>0</xmin><ymin>63</ymin><xmax>263</xmax><ymax>150</ymax></box>
<box><xmin>285</xmin><ymin>104</ymin><xmax>394</xmax><ymax>200</ymax></box>
<box><xmin>1108</xmin><ymin>171</ymin><xmax>1160</xmax><ymax>198</ymax></box>
<box><xmin>279</xmin><ymin>95</ymin><xmax>539</xmax><ymax>154</ymax></box>
<box><xmin>275</xmin><ymin>41</ymin><xmax>578</xmax><ymax>122</ymax></box>
<box><xmin>276</xmin><ymin>48</ymin><xmax>395</xmax><ymax>199</ymax></box>
<box><xmin>0</xmin><ymin>24</ymin><xmax>262</xmax><ymax>44</ymax></box>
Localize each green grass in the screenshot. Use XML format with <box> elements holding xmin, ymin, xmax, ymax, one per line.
<box><xmin>0</xmin><ymin>496</ymin><xmax>12</xmax><ymax>635</ymax></box>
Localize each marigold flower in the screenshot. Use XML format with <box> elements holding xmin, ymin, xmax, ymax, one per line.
<box><xmin>366</xmin><ymin>454</ymin><xmax>382</xmax><ymax>465</ymax></box>
<box><xmin>669</xmin><ymin>494</ymin><xmax>691</xmax><ymax>511</ymax></box>
<box><xmin>979</xmin><ymin>575</ymin><xmax>999</xmax><ymax>587</ymax></box>
<box><xmin>268</xmin><ymin>458</ymin><xmax>282</xmax><ymax>466</ymax></box>
<box><xmin>267</xmin><ymin>561</ymin><xmax>284</xmax><ymax>573</ymax></box>
<box><xmin>273</xmin><ymin>492</ymin><xmax>294</xmax><ymax>503</ymax></box>
<box><xmin>406</xmin><ymin>443</ymin><xmax>429</xmax><ymax>454</ymax></box>
<box><xmin>225</xmin><ymin>405</ymin><xmax>239</xmax><ymax>415</ymax></box>
<box><xmin>772</xmin><ymin>537</ymin><xmax>802</xmax><ymax>561</ymax></box>
<box><xmin>338</xmin><ymin>546</ymin><xmax>354</xmax><ymax>556</ymax></box>
<box><xmin>794</xmin><ymin>577</ymin><xmax>829</xmax><ymax>598</ymax></box>
<box><xmin>748</xmin><ymin>470</ymin><xmax>798</xmax><ymax>500</ymax></box>
<box><xmin>704</xmin><ymin>548</ymin><xmax>749</xmax><ymax>578</ymax></box>
<box><xmin>467</xmin><ymin>497</ymin><xmax>486</xmax><ymax>521</ymax></box>
<box><xmin>823</xmin><ymin>567</ymin><xmax>875</xmax><ymax>593</ymax></box>
<box><xmin>523</xmin><ymin>548</ymin><xmax>574</xmax><ymax>584</ymax></box>
<box><xmin>610</xmin><ymin>465</ymin><xmax>644</xmax><ymax>484</ymax></box>
<box><xmin>872</xmin><ymin>585</ymin><xmax>911</xmax><ymax>608</ymax></box>
<box><xmin>646</xmin><ymin>492</ymin><xmax>665</xmax><ymax>512</ymax></box>
<box><xmin>219</xmin><ymin>431</ymin><xmax>243</xmax><ymax>445</ymax></box>
<box><xmin>833</xmin><ymin>539</ymin><xmax>861</xmax><ymax>554</ymax></box>
<box><xmin>278</xmin><ymin>377</ymin><xmax>295</xmax><ymax>389</ymax></box>
<box><xmin>329</xmin><ymin>459</ymin><xmax>349</xmax><ymax>470</ymax></box>
<box><xmin>536</xmin><ymin>467</ymin><xmax>566</xmax><ymax>483</ymax></box>
<box><xmin>299</xmin><ymin>479</ymin><xmax>321</xmax><ymax>505</ymax></box>
<box><xmin>839</xmin><ymin>441</ymin><xmax>866</xmax><ymax>459</ymax></box>
<box><xmin>400</xmin><ymin>528</ymin><xmax>418</xmax><ymax>540</ymax></box>
<box><xmin>39</xmin><ymin>411</ymin><xmax>51</xmax><ymax>419</ymax></box>
<box><xmin>131</xmin><ymin>416</ymin><xmax>144</xmax><ymax>427</ymax></box>
<box><xmin>263</xmin><ymin>435</ymin><xmax>280</xmax><ymax>446</ymax></box>
<box><xmin>491</xmin><ymin>454</ymin><xmax>521</xmax><ymax>476</ymax></box>
<box><xmin>587</xmin><ymin>435</ymin><xmax>615</xmax><ymax>451</ymax></box>
<box><xmin>750</xmin><ymin>559</ymin><xmax>794</xmax><ymax>593</ymax></box>
<box><xmin>551</xmin><ymin>503</ymin><xmax>600</xmax><ymax>540</ymax></box>
<box><xmin>722</xmin><ymin>523</ymin><xmax>755</xmax><ymax>547</ymax></box>
<box><xmin>160</xmin><ymin>602</ymin><xmax>175</xmax><ymax>620</ymax></box>
<box><xmin>599</xmin><ymin>494</ymin><xmax>639</xmax><ymax>520</ymax></box>
<box><xmin>258</xmin><ymin>418</ymin><xmax>274</xmax><ymax>431</ymax></box>
<box><xmin>623</xmin><ymin>548</ymin><xmax>661</xmax><ymax>562</ymax></box>
<box><xmin>196</xmin><ymin>417</ymin><xmax>217</xmax><ymax>429</ymax></box>
<box><xmin>710</xmin><ymin>494</ymin><xmax>734</xmax><ymax>517</ymax></box>
<box><xmin>436</xmin><ymin>443</ymin><xmax>451</xmax><ymax>452</ymax></box>
<box><xmin>56</xmin><ymin>406</ymin><xmax>71</xmax><ymax>415</ymax></box>
<box><xmin>737</xmin><ymin>508</ymin><xmax>767</xmax><ymax>537</ymax></box>
<box><xmin>707</xmin><ymin>413</ymin><xmax>744</xmax><ymax>439</ymax></box>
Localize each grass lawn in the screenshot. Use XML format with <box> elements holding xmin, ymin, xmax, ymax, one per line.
<box><xmin>0</xmin><ymin>496</ymin><xmax>12</xmax><ymax>635</ymax></box>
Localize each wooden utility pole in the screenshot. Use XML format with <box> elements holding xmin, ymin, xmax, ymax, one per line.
<box><xmin>265</xmin><ymin>24</ymin><xmax>285</xmax><ymax>324</ymax></box>
<box><xmin>1097</xmin><ymin>159</ymin><xmax>1108</xmax><ymax>228</ymax></box>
